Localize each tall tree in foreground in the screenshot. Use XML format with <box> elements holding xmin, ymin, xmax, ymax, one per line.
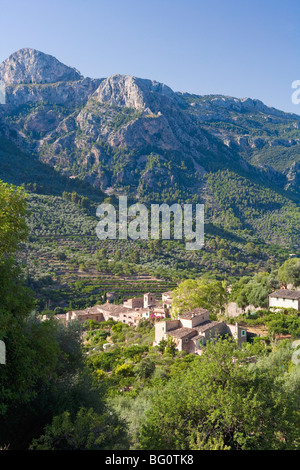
<box><xmin>139</xmin><ymin>339</ymin><xmax>300</xmax><ymax>450</ymax></box>
<box><xmin>0</xmin><ymin>181</ymin><xmax>126</xmax><ymax>449</ymax></box>
<box><xmin>0</xmin><ymin>181</ymin><xmax>65</xmax><ymax>447</ymax></box>
<box><xmin>0</xmin><ymin>181</ymin><xmax>28</xmax><ymax>256</ymax></box>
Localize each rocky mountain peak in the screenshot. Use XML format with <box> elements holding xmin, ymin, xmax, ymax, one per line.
<box><xmin>93</xmin><ymin>74</ymin><xmax>177</xmax><ymax>112</ymax></box>
<box><xmin>0</xmin><ymin>48</ymin><xmax>83</xmax><ymax>84</ymax></box>
<box><xmin>1</xmin><ymin>48</ymin><xmax>300</xmax><ymax>203</ymax></box>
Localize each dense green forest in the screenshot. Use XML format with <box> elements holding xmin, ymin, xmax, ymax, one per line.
<box><xmin>21</xmin><ymin>192</ymin><xmax>292</xmax><ymax>314</ymax></box>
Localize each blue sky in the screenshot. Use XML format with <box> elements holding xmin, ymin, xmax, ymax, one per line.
<box><xmin>0</xmin><ymin>0</ymin><xmax>299</xmax><ymax>114</ymax></box>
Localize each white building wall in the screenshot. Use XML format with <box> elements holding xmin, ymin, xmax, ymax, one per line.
<box><xmin>269</xmin><ymin>297</ymin><xmax>299</xmax><ymax>310</ymax></box>
<box><xmin>192</xmin><ymin>311</ymin><xmax>209</xmax><ymax>327</ymax></box>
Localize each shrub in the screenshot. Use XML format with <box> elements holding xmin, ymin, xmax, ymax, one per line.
<box><xmin>114</xmin><ymin>364</ymin><xmax>135</xmax><ymax>377</ymax></box>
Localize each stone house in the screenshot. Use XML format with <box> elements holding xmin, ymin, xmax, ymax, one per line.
<box><xmin>66</xmin><ymin>292</ymin><xmax>168</xmax><ymax>326</ymax></box>
<box><xmin>225</xmin><ymin>301</ymin><xmax>258</xmax><ymax>317</ymax></box>
<box><xmin>66</xmin><ymin>306</ymin><xmax>105</xmax><ymax>323</ymax></box>
<box><xmin>66</xmin><ymin>303</ymin><xmax>143</xmax><ymax>326</ymax></box>
<box><xmin>269</xmin><ymin>289</ymin><xmax>300</xmax><ymax>311</ymax></box>
<box><xmin>123</xmin><ymin>297</ymin><xmax>144</xmax><ymax>309</ymax></box>
<box><xmin>143</xmin><ymin>293</ymin><xmax>156</xmax><ymax>308</ymax></box>
<box><xmin>106</xmin><ymin>291</ymin><xmax>117</xmax><ymax>302</ymax></box>
<box><xmin>154</xmin><ymin>308</ymin><xmax>247</xmax><ymax>354</ymax></box>
<box><xmin>162</xmin><ymin>291</ymin><xmax>173</xmax><ymax>309</ymax></box>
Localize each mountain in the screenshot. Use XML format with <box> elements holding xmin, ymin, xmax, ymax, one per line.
<box><xmin>1</xmin><ymin>48</ymin><xmax>300</xmax><ymax>248</ymax></box>
<box><xmin>0</xmin><ymin>48</ymin><xmax>83</xmax><ymax>84</ymax></box>
<box><xmin>181</xmin><ymin>93</ymin><xmax>300</xmax><ymax>180</ymax></box>
<box><xmin>0</xmin><ymin>50</ymin><xmax>261</xmax><ymax>200</ymax></box>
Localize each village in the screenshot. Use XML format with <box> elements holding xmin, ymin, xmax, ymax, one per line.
<box><xmin>49</xmin><ymin>286</ymin><xmax>300</xmax><ymax>355</ymax></box>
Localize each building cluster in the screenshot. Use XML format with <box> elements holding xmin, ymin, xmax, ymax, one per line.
<box><xmin>47</xmin><ymin>285</ymin><xmax>300</xmax><ymax>356</ymax></box>
<box><xmin>65</xmin><ymin>292</ymin><xmax>172</xmax><ymax>326</ymax></box>
<box><xmin>63</xmin><ymin>290</ymin><xmax>248</xmax><ymax>354</ymax></box>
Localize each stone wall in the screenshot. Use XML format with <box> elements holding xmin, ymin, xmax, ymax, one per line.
<box><xmin>225</xmin><ymin>302</ymin><xmax>257</xmax><ymax>317</ymax></box>
<box><xmin>154</xmin><ymin>319</ymin><xmax>180</xmax><ymax>345</ymax></box>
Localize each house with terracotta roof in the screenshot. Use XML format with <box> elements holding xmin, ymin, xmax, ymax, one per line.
<box><xmin>65</xmin><ymin>292</ymin><xmax>169</xmax><ymax>326</ymax></box>
<box><xmin>66</xmin><ymin>303</ymin><xmax>144</xmax><ymax>326</ymax></box>
<box><xmin>154</xmin><ymin>308</ymin><xmax>247</xmax><ymax>354</ymax></box>
<box><xmin>269</xmin><ymin>289</ymin><xmax>300</xmax><ymax>311</ymax></box>
<box><xmin>66</xmin><ymin>305</ymin><xmax>106</xmax><ymax>323</ymax></box>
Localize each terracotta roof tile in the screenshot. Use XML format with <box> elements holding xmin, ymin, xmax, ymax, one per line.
<box><xmin>168</xmin><ymin>327</ymin><xmax>197</xmax><ymax>339</ymax></box>
<box><xmin>194</xmin><ymin>320</ymin><xmax>223</xmax><ymax>333</ymax></box>
<box><xmin>179</xmin><ymin>308</ymin><xmax>209</xmax><ymax>320</ymax></box>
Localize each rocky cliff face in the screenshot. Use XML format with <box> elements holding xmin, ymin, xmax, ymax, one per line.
<box><xmin>0</xmin><ymin>49</ymin><xmax>102</xmax><ymax>109</ymax></box>
<box><xmin>184</xmin><ymin>93</ymin><xmax>300</xmax><ymax>120</ymax></box>
<box><xmin>0</xmin><ymin>48</ymin><xmax>82</xmax><ymax>84</ymax></box>
<box><xmin>83</xmin><ymin>74</ymin><xmax>212</xmax><ymax>152</ymax></box>
<box><xmin>93</xmin><ymin>74</ymin><xmax>177</xmax><ymax>111</ymax></box>
<box><xmin>1</xmin><ymin>48</ymin><xmax>300</xmax><ymax>200</ymax></box>
<box><xmin>285</xmin><ymin>161</ymin><xmax>300</xmax><ymax>190</ymax></box>
<box><xmin>35</xmin><ymin>73</ymin><xmax>225</xmax><ymax>195</ymax></box>
<box><xmin>4</xmin><ymin>77</ymin><xmax>102</xmax><ymax>108</ymax></box>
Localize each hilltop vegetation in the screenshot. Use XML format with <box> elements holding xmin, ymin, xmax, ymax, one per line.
<box><xmin>206</xmin><ymin>170</ymin><xmax>300</xmax><ymax>246</ymax></box>
<box><xmin>19</xmin><ymin>185</ymin><xmax>294</xmax><ymax>313</ymax></box>
<box><xmin>0</xmin><ymin>133</ymin><xmax>297</xmax><ymax>316</ymax></box>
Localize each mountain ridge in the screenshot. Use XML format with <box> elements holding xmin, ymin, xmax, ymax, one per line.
<box><xmin>1</xmin><ymin>48</ymin><xmax>300</xmax><ymax>249</ymax></box>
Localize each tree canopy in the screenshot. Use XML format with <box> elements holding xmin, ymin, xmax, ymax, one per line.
<box><xmin>0</xmin><ymin>181</ymin><xmax>124</xmax><ymax>449</ymax></box>
<box><xmin>171</xmin><ymin>278</ymin><xmax>228</xmax><ymax>317</ymax></box>
<box><xmin>139</xmin><ymin>339</ymin><xmax>300</xmax><ymax>450</ymax></box>
<box><xmin>278</xmin><ymin>258</ymin><xmax>300</xmax><ymax>288</ymax></box>
<box><xmin>0</xmin><ymin>181</ymin><xmax>28</xmax><ymax>256</ymax></box>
